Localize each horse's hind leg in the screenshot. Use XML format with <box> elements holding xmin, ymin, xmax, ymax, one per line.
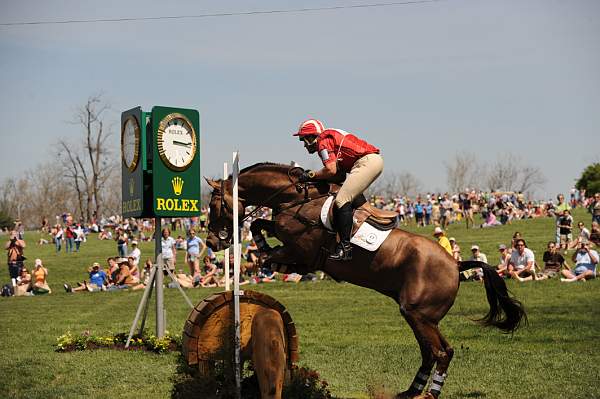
<box><xmin>396</xmin><ymin>308</ymin><xmax>453</xmax><ymax>399</ymax></box>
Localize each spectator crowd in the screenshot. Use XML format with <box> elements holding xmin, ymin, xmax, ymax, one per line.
<box><xmin>2</xmin><ymin>188</ymin><xmax>600</xmax><ymax>297</ymax></box>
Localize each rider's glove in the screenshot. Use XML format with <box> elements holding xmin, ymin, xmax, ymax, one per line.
<box><xmin>298</xmin><ymin>170</ymin><xmax>316</xmax><ymax>183</ymax></box>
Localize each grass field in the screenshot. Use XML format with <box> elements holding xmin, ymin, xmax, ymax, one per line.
<box><xmin>1</xmin><ymin>209</ymin><xmax>599</xmax><ymax>398</ymax></box>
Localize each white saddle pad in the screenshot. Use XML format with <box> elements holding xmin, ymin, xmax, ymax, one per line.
<box><xmin>320</xmin><ymin>196</ymin><xmax>392</xmax><ymax>252</ymax></box>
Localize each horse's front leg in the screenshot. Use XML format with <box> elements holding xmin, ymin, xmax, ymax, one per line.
<box><xmin>250</xmin><ymin>218</ymin><xmax>277</xmax><ymax>252</ymax></box>
<box><xmin>262</xmin><ymin>245</ymin><xmax>310</xmax><ymax>275</ymax></box>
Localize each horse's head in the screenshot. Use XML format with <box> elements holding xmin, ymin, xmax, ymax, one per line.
<box><xmin>205</xmin><ymin>177</ymin><xmax>245</xmax><ymax>251</ymax></box>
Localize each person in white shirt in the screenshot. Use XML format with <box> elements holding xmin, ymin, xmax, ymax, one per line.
<box><xmin>561</xmin><ymin>242</ymin><xmax>598</xmax><ymax>282</ymax></box>
<box><xmin>160</xmin><ymin>228</ymin><xmax>176</xmax><ymax>273</ymax></box>
<box><xmin>129</xmin><ymin>241</ymin><xmax>141</xmax><ymax>267</ymax></box>
<box><xmin>569</xmin><ymin>221</ymin><xmax>591</xmax><ymax>250</ymax></box>
<box><xmin>507</xmin><ymin>239</ymin><xmax>536</xmax><ymax>282</ymax></box>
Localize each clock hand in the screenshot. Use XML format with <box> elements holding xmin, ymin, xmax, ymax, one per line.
<box><xmin>173</xmin><ymin>140</ymin><xmax>192</xmax><ymax>147</ymax></box>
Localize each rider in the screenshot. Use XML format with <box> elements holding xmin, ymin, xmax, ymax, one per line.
<box><xmin>293</xmin><ymin>119</ymin><xmax>383</xmax><ymax>261</ymax></box>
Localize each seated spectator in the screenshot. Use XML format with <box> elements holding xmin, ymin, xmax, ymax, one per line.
<box><xmin>469</xmin><ymin>245</ymin><xmax>488</xmax><ymax>263</ymax></box>
<box><xmin>538</xmin><ymin>242</ymin><xmax>567</xmax><ymax>280</ymax></box>
<box><xmin>15</xmin><ymin>267</ymin><xmax>32</xmax><ymax>296</ymax></box>
<box><xmin>561</xmin><ymin>242</ymin><xmax>598</xmax><ymax>282</ymax></box>
<box><xmin>127</xmin><ymin>256</ymin><xmax>140</xmax><ymax>283</ymax></box>
<box><xmin>448</xmin><ymin>238</ymin><xmax>461</xmax><ymax>262</ymax></box>
<box><xmin>175</xmin><ymin>235</ymin><xmax>187</xmax><ymax>251</ymax></box>
<box><xmin>168</xmin><ymin>269</ymin><xmax>195</xmax><ymax>289</ymax></box>
<box><xmin>199</xmin><ymin>256</ymin><xmax>221</xmax><ymax>287</ymax></box>
<box><xmin>507</xmin><ymin>239</ymin><xmax>536</xmax><ymax>282</ymax></box>
<box><xmin>98</xmin><ymin>229</ymin><xmax>112</xmax><ymax>240</ymax></box>
<box><xmin>511</xmin><ymin>232</ymin><xmax>522</xmax><ymax>250</ymax></box>
<box><xmin>590</xmin><ymin>221</ymin><xmax>600</xmax><ymax>247</ymax></box>
<box><xmin>132</xmin><ymin>259</ymin><xmax>153</xmax><ymax>291</ymax></box>
<box><xmin>31</xmin><ymin>259</ymin><xmax>51</xmax><ymax>294</ymax></box>
<box><xmin>496</xmin><ymin>244</ymin><xmax>510</xmax><ymax>277</ymax></box>
<box><xmin>106</xmin><ymin>257</ymin><xmax>119</xmax><ymax>285</ymax></box>
<box><xmin>461</xmin><ymin>245</ymin><xmax>488</xmax><ymax>281</ymax></box>
<box><xmin>433</xmin><ymin>227</ymin><xmax>452</xmax><ymax>256</ymax></box>
<box><xmin>64</xmin><ymin>262</ymin><xmax>108</xmax><ymax>293</ymax></box>
<box><xmin>481</xmin><ymin>210</ymin><xmax>502</xmax><ymax>228</ymax></box>
<box><xmin>109</xmin><ymin>258</ymin><xmax>136</xmax><ymax>289</ymax></box>
<box><xmin>570</xmin><ymin>222</ymin><xmax>591</xmax><ymax>250</ymax></box>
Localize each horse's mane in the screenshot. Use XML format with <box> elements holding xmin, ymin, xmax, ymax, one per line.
<box><xmin>237</xmin><ymin>162</ymin><xmax>293</xmax><ymax>176</ymax></box>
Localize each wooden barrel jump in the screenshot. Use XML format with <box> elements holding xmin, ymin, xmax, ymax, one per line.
<box><xmin>182</xmin><ymin>290</ymin><xmax>299</xmax><ymax>375</ymax></box>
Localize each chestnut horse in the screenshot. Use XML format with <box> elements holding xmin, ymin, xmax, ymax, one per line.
<box><xmin>205</xmin><ymin>162</ymin><xmax>525</xmax><ymax>399</ymax></box>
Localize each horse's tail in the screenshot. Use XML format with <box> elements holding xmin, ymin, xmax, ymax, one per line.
<box><xmin>458</xmin><ymin>260</ymin><xmax>527</xmax><ymax>334</ymax></box>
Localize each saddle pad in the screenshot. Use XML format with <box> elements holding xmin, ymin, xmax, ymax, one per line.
<box><xmin>350</xmin><ymin>222</ymin><xmax>392</xmax><ymax>251</ymax></box>
<box><xmin>320</xmin><ymin>196</ymin><xmax>392</xmax><ymax>252</ymax></box>
<box><xmin>320</xmin><ymin>196</ymin><xmax>335</xmax><ymax>231</ymax></box>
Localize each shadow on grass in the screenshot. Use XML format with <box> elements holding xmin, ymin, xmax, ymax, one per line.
<box><xmin>458</xmin><ymin>391</ymin><xmax>487</xmax><ymax>398</ymax></box>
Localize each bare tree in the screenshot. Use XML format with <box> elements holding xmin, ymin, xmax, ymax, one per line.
<box><xmin>56</xmin><ymin>94</ymin><xmax>115</xmax><ymax>222</ymax></box>
<box><xmin>445</xmin><ymin>152</ymin><xmax>480</xmax><ymax>193</ymax></box>
<box><xmin>397</xmin><ymin>171</ymin><xmax>423</xmax><ymax>198</ymax></box>
<box><xmin>57</xmin><ymin>140</ymin><xmax>91</xmax><ymax>221</ymax></box>
<box><xmin>485</xmin><ymin>153</ymin><xmax>546</xmax><ymax>195</ymax></box>
<box><xmin>367</xmin><ymin>171</ymin><xmax>422</xmax><ymax>198</ymax></box>
<box><xmin>516</xmin><ymin>165</ymin><xmax>547</xmax><ymax>194</ymax></box>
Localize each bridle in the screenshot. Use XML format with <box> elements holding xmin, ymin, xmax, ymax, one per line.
<box><xmin>212</xmin><ymin>167</ymin><xmax>306</xmax><ymax>246</ymax></box>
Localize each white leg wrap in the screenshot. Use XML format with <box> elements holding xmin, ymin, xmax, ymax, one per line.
<box><xmin>429</xmin><ymin>371</ymin><xmax>447</xmax><ymax>396</ymax></box>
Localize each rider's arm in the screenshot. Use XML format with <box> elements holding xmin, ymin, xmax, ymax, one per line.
<box><xmin>314</xmin><ymin>162</ymin><xmax>337</xmax><ymax>180</ymax></box>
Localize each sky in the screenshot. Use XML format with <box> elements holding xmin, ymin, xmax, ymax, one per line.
<box><xmin>0</xmin><ymin>0</ymin><xmax>599</xmax><ymax>200</ymax></box>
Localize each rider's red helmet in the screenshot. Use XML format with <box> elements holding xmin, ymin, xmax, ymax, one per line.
<box><xmin>293</xmin><ymin>119</ymin><xmax>325</xmax><ymax>137</ymax></box>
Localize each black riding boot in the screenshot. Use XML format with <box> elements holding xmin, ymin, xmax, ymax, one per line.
<box><xmin>329</xmin><ymin>202</ymin><xmax>353</xmax><ymax>261</ymax></box>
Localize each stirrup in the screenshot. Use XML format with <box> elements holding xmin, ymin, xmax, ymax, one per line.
<box><xmin>329</xmin><ymin>242</ymin><xmax>352</xmax><ymax>261</ymax></box>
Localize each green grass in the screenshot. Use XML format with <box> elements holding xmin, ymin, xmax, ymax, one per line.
<box><xmin>1</xmin><ymin>209</ymin><xmax>599</xmax><ymax>398</ymax></box>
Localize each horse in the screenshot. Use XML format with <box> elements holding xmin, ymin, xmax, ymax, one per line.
<box><xmin>204</xmin><ymin>162</ymin><xmax>526</xmax><ymax>399</ymax></box>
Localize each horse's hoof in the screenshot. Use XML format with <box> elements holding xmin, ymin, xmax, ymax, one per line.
<box><xmin>396</xmin><ymin>393</ymin><xmax>436</xmax><ymax>399</ymax></box>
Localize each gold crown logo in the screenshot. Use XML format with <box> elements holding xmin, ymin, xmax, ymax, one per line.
<box><xmin>129</xmin><ymin>178</ymin><xmax>135</xmax><ymax>197</ymax></box>
<box><xmin>172</xmin><ymin>176</ymin><xmax>184</xmax><ymax>196</ymax></box>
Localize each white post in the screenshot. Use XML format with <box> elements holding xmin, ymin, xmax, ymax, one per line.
<box><xmin>232</xmin><ymin>151</ymin><xmax>242</xmax><ymax>398</ymax></box>
<box><xmin>223</xmin><ymin>162</ymin><xmax>231</xmax><ymax>291</ymax></box>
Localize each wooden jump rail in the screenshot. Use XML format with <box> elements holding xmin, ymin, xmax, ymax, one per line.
<box><xmin>182</xmin><ymin>290</ymin><xmax>299</xmax><ymax>375</ymax></box>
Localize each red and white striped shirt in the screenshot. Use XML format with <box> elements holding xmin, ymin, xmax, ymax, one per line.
<box><xmin>316</xmin><ymin>129</ymin><xmax>379</xmax><ymax>172</ymax></box>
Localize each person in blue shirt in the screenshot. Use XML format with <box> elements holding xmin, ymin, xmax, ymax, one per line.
<box><xmin>414</xmin><ymin>201</ymin><xmax>424</xmax><ymax>226</ymax></box>
<box><xmin>186</xmin><ymin>228</ymin><xmax>206</xmax><ymax>279</ymax></box>
<box><xmin>63</xmin><ymin>262</ymin><xmax>107</xmax><ymax>293</ymax></box>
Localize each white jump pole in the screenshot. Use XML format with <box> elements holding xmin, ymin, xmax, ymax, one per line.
<box><xmin>223</xmin><ymin>162</ymin><xmax>231</xmax><ymax>291</ymax></box>
<box><xmin>232</xmin><ymin>151</ymin><xmax>242</xmax><ymax>398</ymax></box>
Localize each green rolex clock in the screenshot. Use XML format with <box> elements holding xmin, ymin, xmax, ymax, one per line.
<box><xmin>121</xmin><ymin>115</ymin><xmax>141</xmax><ymax>172</ymax></box>
<box><xmin>156</xmin><ymin>113</ymin><xmax>197</xmax><ymax>171</ymax></box>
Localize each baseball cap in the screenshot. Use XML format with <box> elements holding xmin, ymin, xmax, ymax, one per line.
<box><xmin>131</xmin><ymin>240</ymin><xmax>138</xmax><ymax>245</ymax></box>
<box><xmin>116</xmin><ymin>257</ymin><xmax>129</xmax><ymax>264</ymax></box>
<box><xmin>92</xmin><ymin>262</ymin><xmax>100</xmax><ymax>268</ymax></box>
<box><xmin>471</xmin><ymin>245</ymin><xmax>479</xmax><ymax>251</ymax></box>
<box><xmin>433</xmin><ymin>227</ymin><xmax>444</xmax><ymax>235</ymax></box>
<box><xmin>449</xmin><ymin>237</ymin><xmax>456</xmax><ymax>242</ymax></box>
<box><xmin>498</xmin><ymin>244</ymin><xmax>507</xmax><ymax>250</ymax></box>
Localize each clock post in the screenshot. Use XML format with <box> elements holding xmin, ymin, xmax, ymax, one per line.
<box><xmin>122</xmin><ymin>105</ymin><xmax>200</xmax><ymax>340</ymax></box>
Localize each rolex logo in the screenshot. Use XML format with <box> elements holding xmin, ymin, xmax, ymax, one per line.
<box><xmin>172</xmin><ymin>177</ymin><xmax>184</xmax><ymax>196</ymax></box>
<box><xmin>129</xmin><ymin>178</ymin><xmax>135</xmax><ymax>197</ymax></box>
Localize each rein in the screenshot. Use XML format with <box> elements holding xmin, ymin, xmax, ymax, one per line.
<box><xmin>214</xmin><ymin>167</ymin><xmax>308</xmax><ymax>244</ymax></box>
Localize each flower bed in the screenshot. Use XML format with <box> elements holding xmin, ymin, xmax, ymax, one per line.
<box><xmin>55</xmin><ymin>330</ymin><xmax>180</xmax><ymax>354</ymax></box>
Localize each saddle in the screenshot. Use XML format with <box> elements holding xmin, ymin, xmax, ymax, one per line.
<box><xmin>323</xmin><ymin>193</ymin><xmax>398</xmax><ymax>233</ymax></box>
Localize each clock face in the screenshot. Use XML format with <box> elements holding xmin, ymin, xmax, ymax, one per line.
<box><xmin>157</xmin><ymin>113</ymin><xmax>197</xmax><ymax>171</ymax></box>
<box><xmin>121</xmin><ymin>116</ymin><xmax>140</xmax><ymax>172</ymax></box>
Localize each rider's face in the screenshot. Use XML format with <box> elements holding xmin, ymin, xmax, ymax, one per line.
<box><xmin>302</xmin><ymin>135</ymin><xmax>318</xmax><ymax>154</ymax></box>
